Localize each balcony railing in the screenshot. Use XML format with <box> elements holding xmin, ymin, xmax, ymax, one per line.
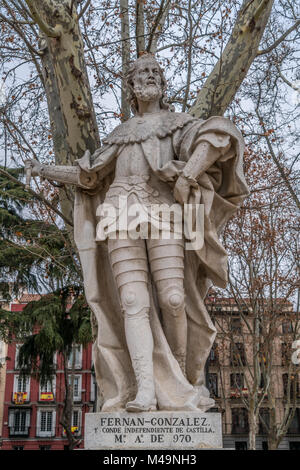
<box><xmin>36</xmin><ymin>427</ymin><xmax>56</xmax><ymax>438</ymax></box>
<box><xmin>230</xmin><ymin>388</ymin><xmax>268</xmax><ymax>399</ymax></box>
<box><xmin>9</xmin><ymin>426</ymin><xmax>30</xmax><ymax>436</ymax></box>
<box><xmin>230</xmin><ymin>388</ymin><xmax>248</xmax><ymax>398</ymax></box>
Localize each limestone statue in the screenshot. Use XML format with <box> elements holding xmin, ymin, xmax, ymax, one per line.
<box><xmin>25</xmin><ymin>54</ymin><xmax>249</xmax><ymax>413</ymax></box>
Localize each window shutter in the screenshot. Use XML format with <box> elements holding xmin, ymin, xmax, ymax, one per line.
<box><xmin>78</xmin><ymin>409</ymin><xmax>82</xmax><ymax>430</ymax></box>
<box><xmin>52</xmin><ymin>410</ymin><xmax>56</xmax><ymax>436</ymax></box>
<box><xmin>68</xmin><ymin>345</ymin><xmax>82</xmax><ymax>369</ymax></box>
<box><xmin>37</xmin><ymin>409</ymin><xmax>41</xmax><ymax>432</ymax></box>
<box><xmin>25</xmin><ymin>376</ymin><xmax>30</xmax><ymax>394</ymax></box>
<box><xmin>8</xmin><ymin>410</ymin><xmax>15</xmax><ymax>427</ymax></box>
<box><xmin>90</xmin><ymin>375</ymin><xmax>95</xmax><ymax>402</ymax></box>
<box><xmin>15</xmin><ymin>344</ymin><xmax>21</xmax><ymax>369</ymax></box>
<box><xmin>76</xmin><ymin>345</ymin><xmax>82</xmax><ymax>369</ymax></box>
<box><xmin>25</xmin><ymin>410</ymin><xmax>31</xmax><ymax>428</ymax></box>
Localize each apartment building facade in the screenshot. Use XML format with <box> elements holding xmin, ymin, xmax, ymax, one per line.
<box><xmin>0</xmin><ymin>296</ymin><xmax>96</xmax><ymax>450</ymax></box>
<box><xmin>206</xmin><ymin>297</ymin><xmax>300</xmax><ymax>450</ymax></box>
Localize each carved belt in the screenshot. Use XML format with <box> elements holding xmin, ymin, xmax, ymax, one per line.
<box><xmin>112</xmin><ymin>175</ymin><xmax>150</xmax><ymax>185</ymax></box>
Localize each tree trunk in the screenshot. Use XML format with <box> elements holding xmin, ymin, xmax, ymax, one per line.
<box><xmin>189</xmin><ymin>0</ymin><xmax>274</xmax><ymax>119</ymax></box>
<box><xmin>60</xmin><ymin>350</ymin><xmax>79</xmax><ymax>450</ymax></box>
<box><xmin>26</xmin><ymin>0</ymin><xmax>100</xmax><ymax>163</ymax></box>
<box><xmin>268</xmin><ymin>435</ymin><xmax>279</xmax><ymax>450</ymax></box>
<box><xmin>120</xmin><ymin>0</ymin><xmax>131</xmax><ymax>121</ymax></box>
<box><xmin>248</xmin><ymin>400</ymin><xmax>258</xmax><ymax>450</ymax></box>
<box><xmin>135</xmin><ymin>0</ymin><xmax>145</xmax><ymax>57</ymax></box>
<box><xmin>38</xmin><ymin>33</ymin><xmax>75</xmax><ymax>226</ymax></box>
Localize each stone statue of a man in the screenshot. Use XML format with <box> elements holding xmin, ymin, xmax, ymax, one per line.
<box><xmin>26</xmin><ymin>54</ymin><xmax>248</xmax><ymax>413</ymax></box>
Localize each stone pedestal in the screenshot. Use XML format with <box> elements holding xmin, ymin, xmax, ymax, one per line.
<box><xmin>84</xmin><ymin>412</ymin><xmax>222</xmax><ymax>449</ymax></box>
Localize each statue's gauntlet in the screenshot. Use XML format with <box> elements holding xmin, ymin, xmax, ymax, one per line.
<box><xmin>182</xmin><ymin>141</ymin><xmax>213</xmax><ymax>182</ymax></box>
<box><xmin>181</xmin><ymin>134</ymin><xmax>231</xmax><ymax>182</ymax></box>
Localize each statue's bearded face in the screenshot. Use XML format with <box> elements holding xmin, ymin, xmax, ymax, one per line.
<box><xmin>132</xmin><ymin>59</ymin><xmax>163</xmax><ymax>103</ymax></box>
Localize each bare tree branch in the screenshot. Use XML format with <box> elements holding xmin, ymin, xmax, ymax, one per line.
<box><xmin>257</xmin><ymin>20</ymin><xmax>300</xmax><ymax>55</ymax></box>
<box><xmin>25</xmin><ymin>0</ymin><xmax>61</xmax><ymax>38</ymax></box>
<box><xmin>0</xmin><ymin>167</ymin><xmax>73</xmax><ymax>227</ymax></box>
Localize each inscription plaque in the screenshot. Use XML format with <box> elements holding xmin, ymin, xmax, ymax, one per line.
<box><xmin>84</xmin><ymin>412</ymin><xmax>222</xmax><ymax>449</ymax></box>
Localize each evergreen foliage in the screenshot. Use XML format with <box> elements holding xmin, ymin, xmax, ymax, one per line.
<box><xmin>0</xmin><ymin>167</ymin><xmax>92</xmax><ymax>449</ymax></box>
<box><xmin>0</xmin><ymin>166</ymin><xmax>81</xmax><ymax>298</ymax></box>
<box><xmin>0</xmin><ymin>286</ymin><xmax>92</xmax><ymax>385</ymax></box>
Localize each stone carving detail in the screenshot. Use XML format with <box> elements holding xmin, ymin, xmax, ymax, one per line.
<box><xmin>25</xmin><ymin>54</ymin><xmax>249</xmax><ymax>413</ymax></box>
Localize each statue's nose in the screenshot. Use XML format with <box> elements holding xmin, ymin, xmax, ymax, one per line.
<box><xmin>147</xmin><ymin>72</ymin><xmax>155</xmax><ymax>82</ymax></box>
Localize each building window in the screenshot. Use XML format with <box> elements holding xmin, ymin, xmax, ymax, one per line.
<box><xmin>13</xmin><ymin>375</ymin><xmax>30</xmax><ymax>402</ymax></box>
<box><xmin>283</xmin><ymin>373</ymin><xmax>300</xmax><ymax>399</ymax></box>
<box><xmin>282</xmin><ymin>320</ymin><xmax>293</xmax><ymax>334</ymax></box>
<box><xmin>230</xmin><ymin>317</ymin><xmax>242</xmax><ymax>335</ymax></box>
<box><xmin>288</xmin><ymin>409</ymin><xmax>300</xmax><ymax>435</ymax></box>
<box><xmin>235</xmin><ymin>441</ymin><xmax>248</xmax><ymax>450</ymax></box>
<box><xmin>241</xmin><ymin>309</ymin><xmax>249</xmax><ymax>315</ymax></box>
<box><xmin>37</xmin><ymin>409</ymin><xmax>56</xmax><ymax>437</ymax></box>
<box><xmin>69</xmin><ymin>374</ymin><xmax>82</xmax><ymax>402</ymax></box>
<box><xmin>230</xmin><ymin>343</ymin><xmax>246</xmax><ymax>366</ymax></box>
<box><xmin>39</xmin><ymin>378</ymin><xmax>56</xmax><ymax>401</ymax></box>
<box><xmin>289</xmin><ymin>442</ymin><xmax>300</xmax><ymax>450</ymax></box>
<box><xmin>208</xmin><ymin>343</ymin><xmax>218</xmax><ymax>365</ymax></box>
<box><xmin>13</xmin><ymin>446</ymin><xmax>24</xmax><ymax>450</ymax></box>
<box><xmin>259</xmin><ymin>408</ymin><xmax>270</xmax><ymax>435</ymax></box>
<box><xmin>63</xmin><ymin>409</ymin><xmax>82</xmax><ymax>437</ymax></box>
<box><xmin>67</xmin><ymin>345</ymin><xmax>82</xmax><ymax>369</ymax></box>
<box><xmin>230</xmin><ymin>373</ymin><xmax>246</xmax><ymax>398</ymax></box>
<box><xmin>8</xmin><ymin>409</ymin><xmax>30</xmax><ymax>436</ymax></box>
<box><xmin>232</xmin><ymin>408</ymin><xmax>249</xmax><ymax>434</ymax></box>
<box><xmin>72</xmin><ymin>409</ymin><xmax>81</xmax><ymax>433</ymax></box>
<box><xmin>14</xmin><ymin>343</ymin><xmax>34</xmax><ymax>369</ymax></box>
<box><xmin>39</xmin><ymin>445</ymin><xmax>51</xmax><ymax>451</ymax></box>
<box><xmin>230</xmin><ymin>373</ymin><xmax>244</xmax><ymax>389</ymax></box>
<box><xmin>208</xmin><ymin>373</ymin><xmax>218</xmax><ymax>397</ymax></box>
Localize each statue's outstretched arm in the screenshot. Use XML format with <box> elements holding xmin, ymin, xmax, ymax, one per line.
<box><xmin>24</xmin><ymin>156</ymin><xmax>98</xmax><ymax>190</ymax></box>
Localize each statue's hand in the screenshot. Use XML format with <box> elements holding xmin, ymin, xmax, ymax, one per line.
<box><xmin>24</xmin><ymin>159</ymin><xmax>42</xmax><ymax>177</ymax></box>
<box><xmin>173</xmin><ymin>175</ymin><xmax>192</xmax><ymax>205</ymax></box>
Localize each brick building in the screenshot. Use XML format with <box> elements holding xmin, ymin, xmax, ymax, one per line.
<box><xmin>0</xmin><ymin>295</ymin><xmax>96</xmax><ymax>450</ymax></box>
<box><xmin>206</xmin><ymin>297</ymin><xmax>300</xmax><ymax>450</ymax></box>
<box><xmin>1</xmin><ymin>294</ymin><xmax>299</xmax><ymax>450</ymax></box>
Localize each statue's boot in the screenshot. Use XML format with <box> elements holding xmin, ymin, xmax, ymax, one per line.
<box><xmin>125</xmin><ymin>356</ymin><xmax>157</xmax><ymax>412</ymax></box>
<box><xmin>124</xmin><ymin>307</ymin><xmax>157</xmax><ymax>412</ymax></box>
<box><xmin>173</xmin><ymin>352</ymin><xmax>186</xmax><ymax>377</ymax></box>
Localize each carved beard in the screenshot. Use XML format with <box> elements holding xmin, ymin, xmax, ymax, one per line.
<box><xmin>133</xmin><ymin>83</ymin><xmax>163</xmax><ymax>103</ymax></box>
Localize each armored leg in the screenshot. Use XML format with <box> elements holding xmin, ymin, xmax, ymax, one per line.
<box><xmin>147</xmin><ymin>238</ymin><xmax>187</xmax><ymax>375</ymax></box>
<box><xmin>108</xmin><ymin>238</ymin><xmax>156</xmax><ymax>412</ymax></box>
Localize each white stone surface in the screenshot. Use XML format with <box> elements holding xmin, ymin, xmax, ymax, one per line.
<box><xmin>84</xmin><ymin>412</ymin><xmax>222</xmax><ymax>449</ymax></box>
